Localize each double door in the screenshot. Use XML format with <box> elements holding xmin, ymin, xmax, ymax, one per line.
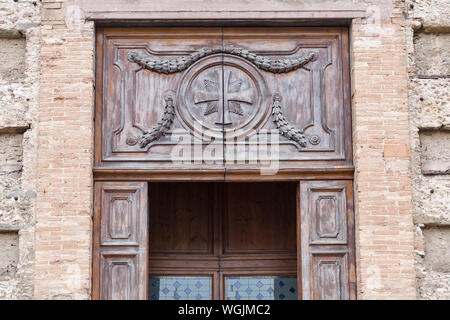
<box><xmin>93</xmin><ymin>180</ymin><xmax>355</xmax><ymax>300</ymax></box>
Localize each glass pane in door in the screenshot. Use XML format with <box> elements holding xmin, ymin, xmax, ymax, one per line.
<box><xmin>149</xmin><ymin>276</ymin><xmax>212</xmax><ymax>300</ymax></box>
<box><xmin>225</xmin><ymin>276</ymin><xmax>297</xmax><ymax>300</ymax></box>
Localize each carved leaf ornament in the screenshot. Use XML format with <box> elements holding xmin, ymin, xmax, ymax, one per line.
<box><xmin>272</xmin><ymin>93</ymin><xmax>307</xmax><ymax>148</ymax></box>
<box><xmin>139</xmin><ymin>92</ymin><xmax>176</xmax><ymax>148</ymax></box>
<box><xmin>128</xmin><ymin>46</ymin><xmax>317</xmax><ymax>148</ymax></box>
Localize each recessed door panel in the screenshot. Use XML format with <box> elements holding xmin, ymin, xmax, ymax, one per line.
<box><xmin>149</xmin><ymin>182</ymin><xmax>214</xmax><ymax>254</ymax></box>
<box><xmin>298</xmin><ymin>180</ymin><xmax>356</xmax><ymax>300</ymax></box>
<box><xmin>222</xmin><ymin>28</ymin><xmax>351</xmax><ymax>169</ymax></box>
<box><xmin>223</xmin><ymin>182</ymin><xmax>297</xmax><ymax>254</ymax></box>
<box><xmin>147</xmin><ymin>182</ymin><xmax>298</xmax><ymax>300</ymax></box>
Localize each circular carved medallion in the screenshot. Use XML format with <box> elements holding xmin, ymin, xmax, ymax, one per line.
<box><xmin>177</xmin><ymin>55</ymin><xmax>268</xmax><ymax>139</ymax></box>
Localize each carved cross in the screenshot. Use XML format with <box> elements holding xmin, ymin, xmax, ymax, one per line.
<box><xmin>194</xmin><ymin>69</ymin><xmax>253</xmax><ymax>125</ymax></box>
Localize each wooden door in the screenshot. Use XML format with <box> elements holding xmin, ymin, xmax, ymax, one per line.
<box><xmin>93</xmin><ymin>180</ymin><xmax>356</xmax><ymax>300</ymax></box>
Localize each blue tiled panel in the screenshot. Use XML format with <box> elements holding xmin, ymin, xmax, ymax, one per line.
<box><xmin>148</xmin><ymin>276</ymin><xmax>212</xmax><ymax>300</ymax></box>
<box><xmin>225</xmin><ymin>276</ymin><xmax>297</xmax><ymax>300</ymax></box>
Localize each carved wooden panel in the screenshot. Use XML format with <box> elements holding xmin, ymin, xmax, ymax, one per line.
<box><xmin>96</xmin><ymin>28</ymin><xmax>224</xmax><ymax>170</ymax></box>
<box><xmin>95</xmin><ymin>27</ymin><xmax>351</xmax><ymax>170</ymax></box>
<box><xmin>298</xmin><ymin>180</ymin><xmax>355</xmax><ymax>300</ymax></box>
<box><xmin>222</xmin><ymin>28</ymin><xmax>352</xmax><ymax>170</ymax></box>
<box><xmin>101</xmin><ymin>187</ymin><xmax>139</xmax><ymax>246</ymax></box>
<box><xmin>93</xmin><ymin>182</ymin><xmax>148</xmax><ymax>300</ymax></box>
<box><xmin>310</xmin><ymin>187</ymin><xmax>347</xmax><ymax>245</ymax></box>
<box><xmin>100</xmin><ymin>255</ymin><xmax>137</xmax><ymax>300</ymax></box>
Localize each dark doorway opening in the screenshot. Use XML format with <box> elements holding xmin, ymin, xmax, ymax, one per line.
<box><xmin>148</xmin><ymin>182</ymin><xmax>298</xmax><ymax>300</ymax></box>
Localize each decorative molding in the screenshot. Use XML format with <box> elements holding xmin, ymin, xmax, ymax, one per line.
<box><xmin>139</xmin><ymin>92</ymin><xmax>176</xmax><ymax>148</ymax></box>
<box><xmin>272</xmin><ymin>93</ymin><xmax>307</xmax><ymax>148</ymax></box>
<box><xmin>128</xmin><ymin>46</ymin><xmax>317</xmax><ymax>74</ymax></box>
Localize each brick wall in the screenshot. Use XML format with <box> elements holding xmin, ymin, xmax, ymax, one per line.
<box><xmin>351</xmin><ymin>1</ymin><xmax>417</xmax><ymax>299</ymax></box>
<box><xmin>34</xmin><ymin>1</ymin><xmax>94</xmax><ymax>299</ymax></box>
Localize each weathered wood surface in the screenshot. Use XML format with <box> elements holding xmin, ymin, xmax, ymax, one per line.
<box><xmin>93</xmin><ymin>27</ymin><xmax>356</xmax><ymax>301</ymax></box>
<box><xmin>95</xmin><ymin>27</ymin><xmax>352</xmax><ymax>171</ymax></box>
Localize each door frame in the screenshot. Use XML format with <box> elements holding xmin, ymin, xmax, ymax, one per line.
<box><xmin>92</xmin><ymin>24</ymin><xmax>355</xmax><ymax>300</ymax></box>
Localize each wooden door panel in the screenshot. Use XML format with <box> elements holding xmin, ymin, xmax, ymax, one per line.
<box><xmin>298</xmin><ymin>180</ymin><xmax>355</xmax><ymax>300</ymax></box>
<box><xmin>93</xmin><ymin>181</ymin><xmax>148</xmax><ymax>300</ymax></box>
<box><xmin>100</xmin><ymin>254</ymin><xmax>137</xmax><ymax>300</ymax></box>
<box><xmin>223</xmin><ymin>182</ymin><xmax>297</xmax><ymax>254</ymax></box>
<box><xmin>100</xmin><ymin>186</ymin><xmax>140</xmax><ymax>246</ymax></box>
<box><xmin>311</xmin><ymin>253</ymin><xmax>348</xmax><ymax>300</ymax></box>
<box><xmin>148</xmin><ymin>182</ymin><xmax>214</xmax><ymax>254</ymax></box>
<box><xmin>309</xmin><ymin>187</ymin><xmax>347</xmax><ymax>245</ymax></box>
<box><xmin>97</xmin><ymin>28</ymin><xmax>224</xmax><ymax>169</ymax></box>
<box><xmin>96</xmin><ymin>28</ymin><xmax>352</xmax><ymax>171</ymax></box>
<box><xmin>223</xmin><ymin>28</ymin><xmax>351</xmax><ymax>170</ymax></box>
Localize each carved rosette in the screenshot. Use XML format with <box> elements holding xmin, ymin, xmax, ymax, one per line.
<box><xmin>309</xmin><ymin>135</ymin><xmax>321</xmax><ymax>145</ymax></box>
<box><xmin>128</xmin><ymin>46</ymin><xmax>317</xmax><ymax>74</ymax></box>
<box><xmin>139</xmin><ymin>92</ymin><xmax>176</xmax><ymax>148</ymax></box>
<box><xmin>272</xmin><ymin>93</ymin><xmax>307</xmax><ymax>148</ymax></box>
<box><xmin>177</xmin><ymin>55</ymin><xmax>267</xmax><ymax>140</ymax></box>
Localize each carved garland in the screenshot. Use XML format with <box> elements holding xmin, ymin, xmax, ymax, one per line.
<box><xmin>128</xmin><ymin>46</ymin><xmax>317</xmax><ymax>74</ymax></box>
<box><xmin>139</xmin><ymin>92</ymin><xmax>176</xmax><ymax>148</ymax></box>
<box><xmin>128</xmin><ymin>47</ymin><xmax>317</xmax><ymax>148</ymax></box>
<box><xmin>272</xmin><ymin>93</ymin><xmax>308</xmax><ymax>148</ymax></box>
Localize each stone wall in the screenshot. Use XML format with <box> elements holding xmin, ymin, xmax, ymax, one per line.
<box><xmin>0</xmin><ymin>0</ymin><xmax>40</xmax><ymax>299</ymax></box>
<box><xmin>405</xmin><ymin>0</ymin><xmax>450</xmax><ymax>300</ymax></box>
